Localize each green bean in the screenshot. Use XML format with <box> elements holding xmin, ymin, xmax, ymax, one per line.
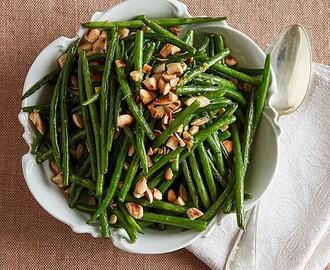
<box><xmin>123</xmin><ymin>127</ymin><xmax>136</xmax><ymax>146</ymax></box>
<box><xmin>22</xmin><ymin>104</ymin><xmax>50</xmax><ymax>113</ymax></box>
<box><xmin>183</xmin><ymin>29</ymin><xmax>194</xmax><ymax>45</ymax></box>
<box><xmin>134</xmin><ymin>30</ymin><xmax>144</xmax><ymax>91</ymax></box>
<box><xmin>219</xmin><ymin>130</ymin><xmax>231</xmax><ymax>141</ymax></box>
<box><xmin>60</xmin><ymin>40</ymin><xmax>80</xmax><ymax>187</ymax></box>
<box><xmin>100</xmin><ymin>211</ymin><xmax>111</xmax><ymax>238</ymax></box>
<box><xmin>205</xmin><ymin>152</ymin><xmax>227</xmax><ymax>188</ymax></box>
<box><xmin>181</xmin><ymin>159</ymin><xmax>199</xmax><ymax>208</ymax></box>
<box><xmin>232</xmin><ymin>67</ymin><xmax>264</xmax><ymax>76</ymax></box>
<box><xmin>111</xmin><ymin>208</ymin><xmax>137</xmax><ymax>243</ymax></box>
<box><xmin>158</xmin><ymin>170</ymin><xmax>179</xmax><ymax>193</ymax></box>
<box><xmin>140</xmin><ymin>16</ymin><xmax>195</xmax><ymax>54</ymax></box>
<box><xmin>88</xmin><ymin>135</ymin><xmax>129</xmax><ymax>223</ymax></box>
<box><xmin>188</xmin><ymin>151</ymin><xmax>211</xmax><ymax>210</ymax></box>
<box><xmin>115</xmin><ymin>51</ymin><xmax>155</xmax><ymax>140</ymax></box>
<box><xmin>198</xmin><ymin>35</ymin><xmax>210</xmax><ymax>53</ymax></box>
<box><xmin>118</xmin><ymin>154</ymin><xmax>139</xmax><ymax>202</ymax></box>
<box><xmin>197</xmin><ymin>142</ymin><xmax>217</xmax><ymax>203</ymax></box>
<box><xmin>231</xmin><ymin>123</ymin><xmax>244</xmax><ymax>229</ymax></box>
<box><xmin>69</xmin><ymin>174</ymin><xmax>96</xmax><ymax>191</ymax></box>
<box><xmin>31</xmin><ymin>132</ymin><xmax>43</xmax><ymax>155</ymax></box>
<box><xmin>82</xmin><ymin>91</ymin><xmax>100</xmax><ymax>106</ymax></box>
<box><xmin>195</xmin><ymin>54</ymin><xmax>261</xmax><ymax>85</ymax></box>
<box><xmin>146</xmin><ymin>170</ymin><xmax>166</xmax><ymax>189</ymax></box>
<box><xmin>196</xmin><ymin>97</ymin><xmax>232</xmax><ymax>114</ymax></box>
<box><xmin>170</xmin><ymin>154</ymin><xmax>180</xmax><ymax>171</ymax></box>
<box><xmin>82</xmin><ymin>16</ymin><xmax>226</xmax><ymax>29</ymax></box>
<box><xmin>68</xmin><ymin>184</ymin><xmax>83</xmax><ymax>208</ymax></box>
<box><xmin>36</xmin><ymin>130</ymin><xmax>86</xmax><ymax>163</ymax></box>
<box><xmin>136</xmin><ymin>125</ymin><xmax>148</xmax><ymax>174</ymax></box>
<box><xmin>193</xmin><ymin>73</ymin><xmax>237</xmax><ymax>90</ymax></box>
<box><xmin>106</xmin><ymin>78</ymin><xmax>117</xmax><ymax>153</ymax></box>
<box><xmin>161</xmin><ymin>52</ymin><xmax>193</xmax><ymax>64</ymax></box>
<box><xmin>206</xmin><ymin>133</ymin><xmax>225</xmax><ymax>177</ymax></box>
<box><xmin>87</xmin><ymin>52</ymin><xmax>106</xmax><ymax>61</ymax></box>
<box><xmin>178</xmin><ymin>49</ymin><xmax>230</xmax><ymax>86</ymax></box>
<box><xmin>143</xmin><ymin>42</ymin><xmax>156</xmax><ymax>65</ymax></box>
<box><xmin>75</xmin><ymin>202</ymin><xmax>97</xmax><ymax>213</ymax></box>
<box><xmin>101</xmin><ymin>28</ymin><xmax>118</xmax><ymax>174</ymax></box>
<box><xmin>142</xmin><ymin>212</ymin><xmax>207</xmax><ymax>231</ymax></box>
<box><xmin>222</xmin><ymin>191</ymin><xmax>234</xmax><ymax>214</ymax></box>
<box><xmin>22</xmin><ymin>69</ymin><xmax>59</xmax><ymax>100</ymax></box>
<box><xmin>78</xmin><ymin>53</ymin><xmax>97</xmax><ymax>182</ymax></box>
<box><xmin>81</xmin><ymin>51</ymin><xmax>103</xmax><ymax>196</ymax></box>
<box><xmin>208</xmin><ymin>34</ymin><xmax>215</xmax><ymax>57</ymax></box>
<box><xmin>152</xmin><ymin>100</ymin><xmax>200</xmax><ymax>148</ymax></box>
<box><xmin>113</xmin><ymin>86</ymin><xmax>122</xmax><ymax>127</ymax></box>
<box><xmin>201</xmin><ymin>170</ymin><xmax>235</xmax><ymax>221</ymax></box>
<box><xmin>254</xmin><ymin>54</ymin><xmax>271</xmax><ymax>127</ymax></box>
<box><xmin>118</xmin><ymin>203</ymin><xmax>143</xmax><ymax>234</ymax></box>
<box><xmin>235</xmin><ymin>107</ymin><xmax>246</xmax><ymax>124</ymax></box>
<box><xmin>214</xmin><ymin>35</ymin><xmax>225</xmax><ymax>64</ymax></box>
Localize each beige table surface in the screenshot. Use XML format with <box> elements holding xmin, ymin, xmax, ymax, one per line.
<box><xmin>0</xmin><ymin>0</ymin><xmax>329</xmax><ymax>269</ymax></box>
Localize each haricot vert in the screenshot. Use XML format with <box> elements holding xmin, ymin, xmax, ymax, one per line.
<box><xmin>22</xmin><ymin>14</ymin><xmax>271</xmax><ymax>242</ymax></box>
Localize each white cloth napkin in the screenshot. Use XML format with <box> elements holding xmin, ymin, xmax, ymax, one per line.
<box><xmin>187</xmin><ymin>63</ymin><xmax>330</xmax><ymax>270</ymax></box>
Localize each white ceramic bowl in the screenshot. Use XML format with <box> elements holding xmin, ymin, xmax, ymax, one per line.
<box><xmin>19</xmin><ymin>0</ymin><xmax>280</xmax><ymax>254</ymax></box>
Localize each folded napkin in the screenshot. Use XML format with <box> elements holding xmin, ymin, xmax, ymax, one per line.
<box><xmin>187</xmin><ymin>63</ymin><xmax>330</xmax><ymax>270</ymax></box>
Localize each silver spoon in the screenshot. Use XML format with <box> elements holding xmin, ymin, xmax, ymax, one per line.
<box><xmin>225</xmin><ymin>24</ymin><xmax>312</xmax><ymax>270</ymax></box>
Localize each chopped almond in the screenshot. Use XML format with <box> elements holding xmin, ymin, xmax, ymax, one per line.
<box><xmin>185</xmin><ymin>96</ymin><xmax>210</xmax><ymax>107</ymax></box>
<box><xmin>162</xmin><ymin>72</ymin><xmax>177</xmax><ymax>82</ymax></box>
<box><xmin>174</xmin><ymin>133</ymin><xmax>186</xmax><ymax>147</ymax></box>
<box><xmin>166</xmin><ymin>135</ymin><xmax>178</xmax><ymax>150</ymax></box>
<box><xmin>125</xmin><ymin>202</ymin><xmax>143</xmax><ymax>219</ymax></box>
<box><xmin>84</xmin><ymin>29</ymin><xmax>101</xmax><ymax>43</ymax></box>
<box><xmin>167</xmin><ymin>189</ymin><xmax>176</xmax><ymax>203</ymax></box>
<box><xmin>29</xmin><ymin>111</ymin><xmax>45</xmax><ymax>135</ymax></box>
<box><xmin>92</xmin><ymin>37</ymin><xmax>107</xmax><ymax>52</ymax></box>
<box><xmin>151</xmin><ymin>188</ymin><xmax>163</xmax><ymax>200</ymax></box>
<box><xmin>143</xmin><ymin>77</ymin><xmax>158</xmax><ymax>91</ymax></box>
<box><xmin>144</xmin><ymin>188</ymin><xmax>154</xmax><ymax>204</ymax></box>
<box><xmin>165</xmin><ymin>168</ymin><xmax>174</xmax><ymax>181</ymax></box>
<box><xmin>186</xmin><ymin>207</ymin><xmax>204</xmax><ymax>220</ymax></box>
<box><xmin>142</xmin><ymin>64</ymin><xmax>153</xmax><ymax>73</ymax></box>
<box><xmin>166</xmin><ymin>62</ymin><xmax>184</xmax><ymax>75</ymax></box>
<box><xmin>115</xmin><ymin>59</ymin><xmax>126</xmax><ymax>68</ymax></box>
<box><xmin>188</xmin><ymin>125</ymin><xmax>199</xmax><ymax>136</ymax></box>
<box><xmin>160</xmin><ymin>43</ymin><xmax>181</xmax><ymax>58</ymax></box>
<box><xmin>173</xmin><ymin>197</ymin><xmax>185</xmax><ymax>206</ymax></box>
<box><xmin>109</xmin><ymin>214</ymin><xmax>117</xmax><ymax>224</ymax></box>
<box><xmin>169</xmin><ymin>77</ymin><xmax>180</xmax><ymax>88</ymax></box>
<box><xmin>77</xmin><ymin>43</ymin><xmax>93</xmax><ymax>54</ymax></box>
<box><xmin>49</xmin><ymin>160</ymin><xmax>60</xmax><ymax>175</ymax></box>
<box><xmin>72</xmin><ymin>113</ymin><xmax>84</xmax><ymax>128</ymax></box>
<box><xmin>123</xmin><ymin>162</ymin><xmax>129</xmax><ymax>171</ymax></box>
<box><xmin>169</xmin><ymin>26</ymin><xmax>181</xmax><ymax>36</ymax></box>
<box><xmin>168</xmin><ymin>92</ymin><xmax>178</xmax><ymax>102</ymax></box>
<box><xmin>57</xmin><ymin>53</ymin><xmax>68</xmax><ymax>69</ymax></box>
<box><xmin>147</xmin><ymin>147</ymin><xmax>154</xmax><ymax>156</ymax></box>
<box><xmin>223</xmin><ymin>140</ymin><xmax>234</xmax><ymax>154</ymax></box>
<box><xmin>191</xmin><ymin>117</ymin><xmax>209</xmax><ymax>126</ymax></box>
<box><xmin>154</xmin><ymin>63</ymin><xmax>166</xmax><ymax>73</ymax></box>
<box><xmin>128</xmin><ymin>144</ymin><xmax>135</xmax><ymax>157</ymax></box>
<box><xmin>152</xmin><ymin>72</ymin><xmax>163</xmax><ymax>81</ymax></box>
<box><xmin>178</xmin><ymin>184</ymin><xmax>189</xmax><ymax>203</ymax></box>
<box><xmin>148</xmin><ymin>104</ymin><xmax>164</xmax><ymax>119</ymax></box>
<box><xmin>118</xmin><ymin>28</ymin><xmax>130</xmax><ymax>39</ymax></box>
<box><xmin>130</xmin><ymin>70</ymin><xmax>143</xmax><ymax>82</ymax></box>
<box><xmin>117</xmin><ymin>114</ymin><xmax>134</xmax><ymax>128</ymax></box>
<box><xmin>147</xmin><ymin>156</ymin><xmax>153</xmax><ymax>167</ymax></box>
<box><xmin>52</xmin><ymin>172</ymin><xmax>64</xmax><ymax>188</ymax></box>
<box><xmin>176</xmin><ymin>124</ymin><xmax>184</xmax><ymax>134</ymax></box>
<box><xmin>225</xmin><ymin>55</ymin><xmax>237</xmax><ymax>67</ymax></box>
<box><xmin>220</xmin><ymin>125</ymin><xmax>229</xmax><ymax>132</ymax></box>
<box><xmin>140</xmin><ymin>89</ymin><xmax>156</xmax><ymax>104</ymax></box>
<box><xmin>134</xmin><ymin>177</ymin><xmax>148</xmax><ymax>198</ymax></box>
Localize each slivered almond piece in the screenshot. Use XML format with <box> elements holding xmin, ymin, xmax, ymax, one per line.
<box><xmin>143</xmin><ymin>77</ymin><xmax>157</xmax><ymax>91</ymax></box>
<box><xmin>140</xmin><ymin>89</ymin><xmax>156</xmax><ymax>104</ymax></box>
<box><xmin>70</xmin><ymin>143</ymin><xmax>83</xmax><ymax>160</ymax></box>
<box><xmin>185</xmin><ymin>96</ymin><xmax>210</xmax><ymax>107</ymax></box>
<box><xmin>166</xmin><ymin>135</ymin><xmax>178</xmax><ymax>150</ymax></box>
<box><xmin>167</xmin><ymin>189</ymin><xmax>176</xmax><ymax>203</ymax></box>
<box><xmin>115</xmin><ymin>59</ymin><xmax>126</xmax><ymax>68</ymax></box>
<box><xmin>86</xmin><ymin>50</ymin><xmax>97</xmax><ymax>57</ymax></box>
<box><xmin>125</xmin><ymin>202</ymin><xmax>143</xmax><ymax>219</ymax></box>
<box><xmin>183</xmin><ymin>130</ymin><xmax>193</xmax><ymax>140</ymax></box>
<box><xmin>128</xmin><ymin>144</ymin><xmax>135</xmax><ymax>157</ymax></box>
<box><xmin>186</xmin><ymin>207</ymin><xmax>204</xmax><ymax>220</ymax></box>
<box><xmin>160</xmin><ymin>43</ymin><xmax>181</xmax><ymax>58</ymax></box>
<box><xmin>162</xmin><ymin>113</ymin><xmax>169</xmax><ymax>125</ymax></box>
<box><xmin>165</xmin><ymin>168</ymin><xmax>173</xmax><ymax>181</ymax></box>
<box><xmin>143</xmin><ymin>64</ymin><xmax>153</xmax><ymax>73</ymax></box>
<box><xmin>134</xmin><ymin>177</ymin><xmax>148</xmax><ymax>198</ymax></box>
<box><xmin>58</xmin><ymin>53</ymin><xmax>68</xmax><ymax>69</ymax></box>
<box><xmin>173</xmin><ymin>197</ymin><xmax>185</xmax><ymax>206</ymax></box>
<box><xmin>176</xmin><ymin>124</ymin><xmax>184</xmax><ymax>134</ymax></box>
<box><xmin>84</xmin><ymin>29</ymin><xmax>101</xmax><ymax>43</ymax></box>
<box><xmin>148</xmin><ymin>104</ymin><xmax>164</xmax><ymax>119</ymax></box>
<box><xmin>188</xmin><ymin>125</ymin><xmax>199</xmax><ymax>135</ymax></box>
<box><xmin>77</xmin><ymin>43</ymin><xmax>93</xmax><ymax>54</ymax></box>
<box><xmin>154</xmin><ymin>63</ymin><xmax>166</xmax><ymax>73</ymax></box>
<box><xmin>152</xmin><ymin>72</ymin><xmax>163</xmax><ymax>81</ymax></box>
<box><xmin>151</xmin><ymin>188</ymin><xmax>163</xmax><ymax>201</ymax></box>
<box><xmin>174</xmin><ymin>132</ymin><xmax>186</xmax><ymax>147</ymax></box>
<box><xmin>169</xmin><ymin>77</ymin><xmax>180</xmax><ymax>88</ymax></box>
<box><xmin>162</xmin><ymin>72</ymin><xmax>177</xmax><ymax>82</ymax></box>
<box><xmin>163</xmin><ymin>83</ymin><xmax>171</xmax><ymax>95</ymax></box>
<box><xmin>147</xmin><ymin>147</ymin><xmax>154</xmax><ymax>156</ymax></box>
<box><xmin>29</xmin><ymin>111</ymin><xmax>45</xmax><ymax>135</ymax></box>
<box><xmin>118</xmin><ymin>28</ymin><xmax>130</xmax><ymax>39</ymax></box>
<box><xmin>223</xmin><ymin>140</ymin><xmax>234</xmax><ymax>154</ymax></box>
<box><xmin>158</xmin><ymin>78</ymin><xmax>166</xmax><ymax>92</ymax></box>
<box><xmin>50</xmin><ymin>160</ymin><xmax>60</xmax><ymax>175</ymax></box>
<box><xmin>191</xmin><ymin>117</ymin><xmax>209</xmax><ymax>126</ymax></box>
<box><xmin>52</xmin><ymin>172</ymin><xmax>64</xmax><ymax>188</ymax></box>
<box><xmin>224</xmin><ymin>55</ymin><xmax>237</xmax><ymax>67</ymax></box>
<box><xmin>156</xmin><ymin>148</ymin><xmax>164</xmax><ymax>155</ymax></box>
<box><xmin>169</xmin><ymin>26</ymin><xmax>181</xmax><ymax>36</ymax></box>
<box><xmin>130</xmin><ymin>70</ymin><xmax>143</xmax><ymax>82</ymax></box>
<box><xmin>117</xmin><ymin>114</ymin><xmax>134</xmax><ymax>128</ymax></box>
<box><xmin>220</xmin><ymin>124</ymin><xmax>229</xmax><ymax>132</ymax></box>
<box><xmin>144</xmin><ymin>188</ymin><xmax>153</xmax><ymax>204</ymax></box>
<box><xmin>178</xmin><ymin>184</ymin><xmax>189</xmax><ymax>203</ymax></box>
<box><xmin>72</xmin><ymin>113</ymin><xmax>84</xmax><ymax>128</ymax></box>
<box><xmin>93</xmin><ymin>37</ymin><xmax>107</xmax><ymax>52</ymax></box>
<box><xmin>147</xmin><ymin>156</ymin><xmax>153</xmax><ymax>167</ymax></box>
<box><xmin>109</xmin><ymin>214</ymin><xmax>117</xmax><ymax>224</ymax></box>
<box><xmin>166</xmin><ymin>62</ymin><xmax>184</xmax><ymax>75</ymax></box>
<box><xmin>168</xmin><ymin>92</ymin><xmax>178</xmax><ymax>102</ymax></box>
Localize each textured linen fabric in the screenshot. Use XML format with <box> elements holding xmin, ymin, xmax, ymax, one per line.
<box><xmin>0</xmin><ymin>0</ymin><xmax>329</xmax><ymax>269</ymax></box>
<box><xmin>187</xmin><ymin>64</ymin><xmax>330</xmax><ymax>270</ymax></box>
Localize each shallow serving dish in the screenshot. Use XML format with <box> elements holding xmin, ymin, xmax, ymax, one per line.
<box><xmin>19</xmin><ymin>0</ymin><xmax>280</xmax><ymax>254</ymax></box>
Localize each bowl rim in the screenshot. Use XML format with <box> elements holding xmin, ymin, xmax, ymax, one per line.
<box><xmin>19</xmin><ymin>0</ymin><xmax>280</xmax><ymax>254</ymax></box>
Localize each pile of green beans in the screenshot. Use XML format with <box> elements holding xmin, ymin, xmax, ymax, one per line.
<box><xmin>22</xmin><ymin>15</ymin><xmax>271</xmax><ymax>242</ymax></box>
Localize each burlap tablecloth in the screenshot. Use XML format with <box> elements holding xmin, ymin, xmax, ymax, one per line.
<box><xmin>0</xmin><ymin>0</ymin><xmax>329</xmax><ymax>269</ymax></box>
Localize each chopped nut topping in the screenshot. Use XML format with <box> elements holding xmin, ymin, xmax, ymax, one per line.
<box><xmin>117</xmin><ymin>114</ymin><xmax>134</xmax><ymax>128</ymax></box>
<box><xmin>143</xmin><ymin>64</ymin><xmax>153</xmax><ymax>73</ymax></box>
<box><xmin>143</xmin><ymin>77</ymin><xmax>158</xmax><ymax>91</ymax></box>
<box><xmin>118</xmin><ymin>28</ymin><xmax>130</xmax><ymax>39</ymax></box>
<box><xmin>185</xmin><ymin>96</ymin><xmax>210</xmax><ymax>108</ymax></box>
<box><xmin>134</xmin><ymin>177</ymin><xmax>148</xmax><ymax>198</ymax></box>
<box><xmin>156</xmin><ymin>148</ymin><xmax>164</xmax><ymax>155</ymax></box>
<box><xmin>125</xmin><ymin>202</ymin><xmax>143</xmax><ymax>219</ymax></box>
<box><xmin>166</xmin><ymin>135</ymin><xmax>179</xmax><ymax>150</ymax></box>
<box><xmin>160</xmin><ymin>43</ymin><xmax>181</xmax><ymax>58</ymax></box>
<box><xmin>176</xmin><ymin>124</ymin><xmax>184</xmax><ymax>134</ymax></box>
<box><xmin>169</xmin><ymin>77</ymin><xmax>180</xmax><ymax>88</ymax></box>
<box><xmin>151</xmin><ymin>188</ymin><xmax>163</xmax><ymax>200</ymax></box>
<box><xmin>147</xmin><ymin>147</ymin><xmax>154</xmax><ymax>156</ymax></box>
<box><xmin>148</xmin><ymin>104</ymin><xmax>165</xmax><ymax>119</ymax></box>
<box><xmin>115</xmin><ymin>59</ymin><xmax>126</xmax><ymax>68</ymax></box>
<box><xmin>223</xmin><ymin>140</ymin><xmax>234</xmax><ymax>154</ymax></box>
<box><xmin>163</xmin><ymin>83</ymin><xmax>171</xmax><ymax>95</ymax></box>
<box><xmin>123</xmin><ymin>162</ymin><xmax>129</xmax><ymax>171</ymax></box>
<box><xmin>57</xmin><ymin>53</ymin><xmax>68</xmax><ymax>69</ymax></box>
<box><xmin>174</xmin><ymin>132</ymin><xmax>186</xmax><ymax>147</ymax></box>
<box><xmin>86</xmin><ymin>50</ymin><xmax>97</xmax><ymax>57</ymax></box>
<box><xmin>220</xmin><ymin>124</ymin><xmax>229</xmax><ymax>132</ymax></box>
<box><xmin>78</xmin><ymin>43</ymin><xmax>93</xmax><ymax>54</ymax></box>
<box><xmin>84</xmin><ymin>28</ymin><xmax>101</xmax><ymax>43</ymax></box>
<box><xmin>147</xmin><ymin>156</ymin><xmax>153</xmax><ymax>167</ymax></box>
<box><xmin>173</xmin><ymin>197</ymin><xmax>185</xmax><ymax>206</ymax></box>
<box><xmin>165</xmin><ymin>168</ymin><xmax>174</xmax><ymax>181</ymax></box>
<box><xmin>50</xmin><ymin>160</ymin><xmax>60</xmax><ymax>175</ymax></box>
<box><xmin>52</xmin><ymin>172</ymin><xmax>64</xmax><ymax>188</ymax></box>
<box><xmin>186</xmin><ymin>207</ymin><xmax>204</xmax><ymax>220</ymax></box>
<box><xmin>188</xmin><ymin>125</ymin><xmax>199</xmax><ymax>135</ymax></box>
<box><xmin>169</xmin><ymin>26</ymin><xmax>181</xmax><ymax>36</ymax></box>
<box><xmin>183</xmin><ymin>130</ymin><xmax>193</xmax><ymax>140</ymax></box>
<box><xmin>140</xmin><ymin>89</ymin><xmax>156</xmax><ymax>104</ymax></box>
<box><xmin>144</xmin><ymin>188</ymin><xmax>153</xmax><ymax>204</ymax></box>
<box><xmin>70</xmin><ymin>143</ymin><xmax>83</xmax><ymax>160</ymax></box>
<box><xmin>130</xmin><ymin>70</ymin><xmax>143</xmax><ymax>82</ymax></box>
<box><xmin>178</xmin><ymin>184</ymin><xmax>189</xmax><ymax>203</ymax></box>
<box><xmin>162</xmin><ymin>72</ymin><xmax>177</xmax><ymax>82</ymax></box>
<box><xmin>225</xmin><ymin>55</ymin><xmax>238</xmax><ymax>67</ymax></box>
<box><xmin>72</xmin><ymin>113</ymin><xmax>84</xmax><ymax>128</ymax></box>
<box><xmin>166</xmin><ymin>62</ymin><xmax>184</xmax><ymax>75</ymax></box>
<box><xmin>92</xmin><ymin>37</ymin><xmax>107</xmax><ymax>52</ymax></box>
<box><xmin>158</xmin><ymin>78</ymin><xmax>166</xmax><ymax>92</ymax></box>
<box><xmin>191</xmin><ymin>117</ymin><xmax>209</xmax><ymax>126</ymax></box>
<box><xmin>128</xmin><ymin>144</ymin><xmax>135</xmax><ymax>157</ymax></box>
<box><xmin>167</xmin><ymin>189</ymin><xmax>177</xmax><ymax>203</ymax></box>
<box><xmin>109</xmin><ymin>214</ymin><xmax>117</xmax><ymax>224</ymax></box>
<box><xmin>168</xmin><ymin>92</ymin><xmax>178</xmax><ymax>102</ymax></box>
<box><xmin>29</xmin><ymin>111</ymin><xmax>45</xmax><ymax>135</ymax></box>
<box><xmin>152</xmin><ymin>72</ymin><xmax>163</xmax><ymax>81</ymax></box>
<box><xmin>154</xmin><ymin>63</ymin><xmax>166</xmax><ymax>73</ymax></box>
